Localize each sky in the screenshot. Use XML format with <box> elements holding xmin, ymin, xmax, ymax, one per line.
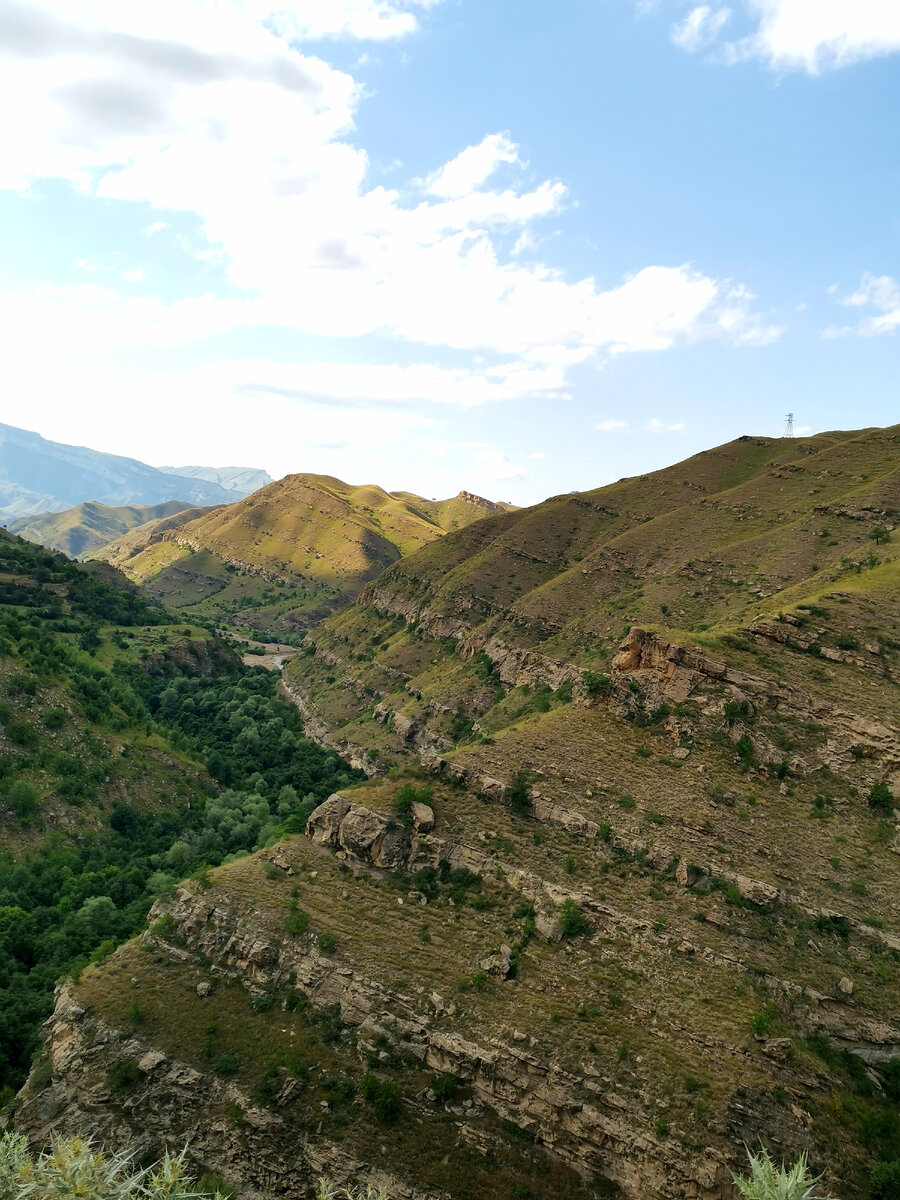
<box><xmin>1</xmin><ymin>0</ymin><xmax>898</xmax><ymax>505</ymax></box>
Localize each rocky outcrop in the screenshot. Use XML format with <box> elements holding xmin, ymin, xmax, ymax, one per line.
<box><xmin>307</xmin><ymin>794</ymin><xmax>410</xmax><ymax>869</ymax></box>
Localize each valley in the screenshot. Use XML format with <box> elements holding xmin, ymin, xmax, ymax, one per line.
<box><xmin>3</xmin><ymin>426</ymin><xmax>897</xmax><ymax>1200</ymax></box>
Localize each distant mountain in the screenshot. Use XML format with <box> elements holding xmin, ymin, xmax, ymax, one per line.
<box><xmin>7</xmin><ymin>500</ymin><xmax>196</xmax><ymax>559</ymax></box>
<box><xmin>0</xmin><ymin>423</ymin><xmax>266</xmax><ymax>519</ymax></box>
<box><xmin>161</xmin><ymin>465</ymin><xmax>273</xmax><ymax>495</ymax></box>
<box><xmin>94</xmin><ymin>474</ymin><xmax>515</xmax><ymax>634</ymax></box>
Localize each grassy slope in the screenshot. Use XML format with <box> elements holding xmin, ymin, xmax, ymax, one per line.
<box><xmin>7</xmin><ymin>501</ymin><xmax>195</xmax><ymax>560</ymax></box>
<box><xmin>94</xmin><ymin>474</ymin><xmax>512</xmax><ymax>634</ymax></box>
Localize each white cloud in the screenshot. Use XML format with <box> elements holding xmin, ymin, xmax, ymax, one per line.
<box><xmin>246</xmin><ymin>0</ymin><xmax>440</xmax><ymax>42</ymax></box>
<box><xmin>829</xmin><ymin>273</ymin><xmax>900</xmax><ymax>336</ymax></box>
<box><xmin>422</xmin><ymin>132</ymin><xmax>523</xmax><ymax>199</ymax></box>
<box><xmin>596</xmin><ymin>418</ymin><xmax>629</xmax><ymax>431</ymax></box>
<box><xmin>122</xmin><ymin>268</ymin><xmax>148</xmax><ymax>282</ymax></box>
<box><xmin>671</xmin><ymin>6</ymin><xmax>731</xmax><ymax>53</ymax></box>
<box><xmin>667</xmin><ymin>0</ymin><xmax>900</xmax><ymax>73</ymax></box>
<box><xmin>0</xmin><ymin>0</ymin><xmax>781</xmax><ymax>442</ymax></box>
<box><xmin>529</xmin><ymin>451</ymin><xmax>547</xmax><ymax>460</ymax></box>
<box><xmin>645</xmin><ymin>418</ymin><xmax>686</xmax><ymax>432</ymax></box>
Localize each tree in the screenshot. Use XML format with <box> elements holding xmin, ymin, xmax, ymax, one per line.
<box><xmin>869</xmin><ymin>527</ymin><xmax>891</xmax><ymax>546</ymax></box>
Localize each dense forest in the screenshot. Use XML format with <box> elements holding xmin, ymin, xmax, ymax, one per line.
<box><xmin>0</xmin><ymin>533</ymin><xmax>362</xmax><ymax>1098</ymax></box>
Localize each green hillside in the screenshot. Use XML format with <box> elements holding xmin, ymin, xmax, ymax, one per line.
<box><xmin>94</xmin><ymin>474</ymin><xmax>513</xmax><ymax>637</ymax></box>
<box><xmin>0</xmin><ymin>530</ymin><xmax>362</xmax><ymax>1097</ymax></box>
<box><xmin>7</xmin><ymin>499</ymin><xmax>195</xmax><ymax>559</ymax></box>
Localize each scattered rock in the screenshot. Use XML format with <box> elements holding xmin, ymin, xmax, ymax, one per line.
<box><xmin>839</xmin><ymin>977</ymin><xmax>854</xmax><ymax>996</ymax></box>
<box><xmin>196</xmin><ymin>981</ymin><xmax>212</xmax><ymax>998</ymax></box>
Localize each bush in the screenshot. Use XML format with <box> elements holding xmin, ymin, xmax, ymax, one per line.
<box><xmin>359</xmin><ymin>1074</ymin><xmax>402</xmax><ymax>1123</ymax></box>
<box><xmin>582</xmin><ymin>671</ymin><xmax>612</xmax><ymax>698</ymax></box>
<box><xmin>868</xmin><ymin>782</ymin><xmax>894</xmax><ymax>812</ymax></box>
<box><xmin>317</xmin><ymin>932</ymin><xmax>338</xmax><ymax>954</ymax></box>
<box><xmin>507</xmin><ymin>771</ymin><xmax>532</xmax><ymax>815</ymax></box>
<box><xmin>558</xmin><ymin>899</ymin><xmax>589</xmax><ymax>939</ymax></box>
<box><xmin>213</xmin><ymin>1053</ymin><xmax>240</xmax><ymax>1075</ymax></box>
<box><xmin>107</xmin><ymin>1059</ymin><xmax>142</xmax><ymax>1091</ymax></box>
<box><xmin>871</xmin><ymin>1160</ymin><xmax>900</xmax><ymax>1200</ymax></box>
<box><xmin>431</xmin><ymin>1073</ymin><xmax>459</xmax><ymax>1103</ymax></box>
<box><xmin>6</xmin><ymin>780</ymin><xmax>38</xmax><ymax>819</ymax></box>
<box><xmin>251</xmin><ymin>993</ymin><xmax>274</xmax><ymax>1013</ymax></box>
<box><xmin>284</xmin><ymin>901</ymin><xmax>310</xmax><ymax>935</ymax></box>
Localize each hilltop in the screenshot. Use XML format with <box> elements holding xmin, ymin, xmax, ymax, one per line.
<box><xmin>7</xmin><ymin>500</ymin><xmax>195</xmax><ymax>559</ymax></box>
<box><xmin>0</xmin><ymin>422</ymin><xmax>266</xmax><ymax>519</ymax></box>
<box><xmin>13</xmin><ymin>426</ymin><xmax>899</xmax><ymax>1200</ymax></box>
<box><xmin>94</xmin><ymin>474</ymin><xmax>514</xmax><ymax>637</ymax></box>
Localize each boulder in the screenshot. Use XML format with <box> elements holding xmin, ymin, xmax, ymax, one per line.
<box><xmin>338</xmin><ymin>805</ymin><xmax>410</xmax><ymax>869</ymax></box>
<box><xmin>411</xmin><ymin>802</ymin><xmax>435</xmax><ymax>834</ymax></box>
<box><xmin>306</xmin><ymin>794</ymin><xmax>351</xmax><ymax>846</ymax></box>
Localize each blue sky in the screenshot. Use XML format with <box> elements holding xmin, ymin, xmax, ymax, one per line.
<box><xmin>1</xmin><ymin>0</ymin><xmax>898</xmax><ymax>503</ymax></box>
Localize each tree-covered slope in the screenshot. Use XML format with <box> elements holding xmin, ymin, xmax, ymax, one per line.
<box><xmin>0</xmin><ymin>530</ymin><xmax>362</xmax><ymax>1097</ymax></box>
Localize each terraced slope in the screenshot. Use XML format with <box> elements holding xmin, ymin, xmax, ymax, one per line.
<box><xmin>16</xmin><ymin>427</ymin><xmax>898</xmax><ymax>1200</ymax></box>
<box><xmin>283</xmin><ymin>426</ymin><xmax>898</xmax><ymax>764</ymax></box>
<box><xmin>94</xmin><ymin>475</ymin><xmax>513</xmax><ymax>637</ymax></box>
<box><xmin>7</xmin><ymin>499</ymin><xmax>194</xmax><ymax>558</ymax></box>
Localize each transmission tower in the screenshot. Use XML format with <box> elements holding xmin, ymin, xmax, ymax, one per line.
<box><xmin>783</xmin><ymin>412</ymin><xmax>795</xmax><ymax>438</ymax></box>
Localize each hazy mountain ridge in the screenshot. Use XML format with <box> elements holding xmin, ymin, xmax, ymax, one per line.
<box><xmin>161</xmin><ymin>465</ymin><xmax>273</xmax><ymax>495</ymax></box>
<box><xmin>0</xmin><ymin>423</ymin><xmax>265</xmax><ymax>519</ymax></box>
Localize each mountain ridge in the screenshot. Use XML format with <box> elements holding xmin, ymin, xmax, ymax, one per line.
<box><xmin>0</xmin><ymin>422</ymin><xmax>266</xmax><ymax>518</ymax></box>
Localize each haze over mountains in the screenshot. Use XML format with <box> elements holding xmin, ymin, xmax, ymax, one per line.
<box><xmin>0</xmin><ymin>423</ymin><xmax>271</xmax><ymax>519</ymax></box>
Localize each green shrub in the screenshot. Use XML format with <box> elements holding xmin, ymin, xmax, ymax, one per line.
<box><xmin>359</xmin><ymin>1074</ymin><xmax>402</xmax><ymax>1123</ymax></box>
<box><xmin>251</xmin><ymin>993</ymin><xmax>274</xmax><ymax>1013</ymax></box>
<box><xmin>582</xmin><ymin>671</ymin><xmax>612</xmax><ymax>698</ymax></box>
<box><xmin>507</xmin><ymin>771</ymin><xmax>532</xmax><ymax>815</ymax></box>
<box><xmin>431</xmin><ymin>1073</ymin><xmax>459</xmax><ymax>1103</ymax></box>
<box><xmin>558</xmin><ymin>899</ymin><xmax>589</xmax><ymax>939</ymax></box>
<box><xmin>107</xmin><ymin>1059</ymin><xmax>141</xmax><ymax>1091</ymax></box>
<box><xmin>284</xmin><ymin>900</ymin><xmax>310</xmax><ymax>935</ymax></box>
<box><xmin>213</xmin><ymin>1053</ymin><xmax>240</xmax><ymax>1075</ymax></box>
<box><xmin>871</xmin><ymin>1160</ymin><xmax>900</xmax><ymax>1200</ymax></box>
<box><xmin>7</xmin><ymin>780</ymin><xmax>38</xmax><ymax>818</ymax></box>
<box><xmin>317</xmin><ymin>932</ymin><xmax>338</xmax><ymax>954</ymax></box>
<box><xmin>868</xmin><ymin>782</ymin><xmax>894</xmax><ymax>811</ymax></box>
<box><xmin>151</xmin><ymin>912</ymin><xmax>175</xmax><ymax>937</ymax></box>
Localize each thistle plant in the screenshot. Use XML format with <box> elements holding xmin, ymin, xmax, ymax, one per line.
<box><xmin>0</xmin><ymin>1133</ymin><xmax>224</xmax><ymax>1200</ymax></box>
<box><xmin>733</xmin><ymin>1148</ymin><xmax>832</xmax><ymax>1200</ymax></box>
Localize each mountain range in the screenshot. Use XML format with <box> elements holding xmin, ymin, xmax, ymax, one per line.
<box><xmin>5</xmin><ymin>424</ymin><xmax>899</xmax><ymax>1200</ymax></box>
<box><xmin>93</xmin><ymin>474</ymin><xmax>515</xmax><ymax>634</ymax></box>
<box><xmin>0</xmin><ymin>422</ymin><xmax>271</xmax><ymax>519</ymax></box>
